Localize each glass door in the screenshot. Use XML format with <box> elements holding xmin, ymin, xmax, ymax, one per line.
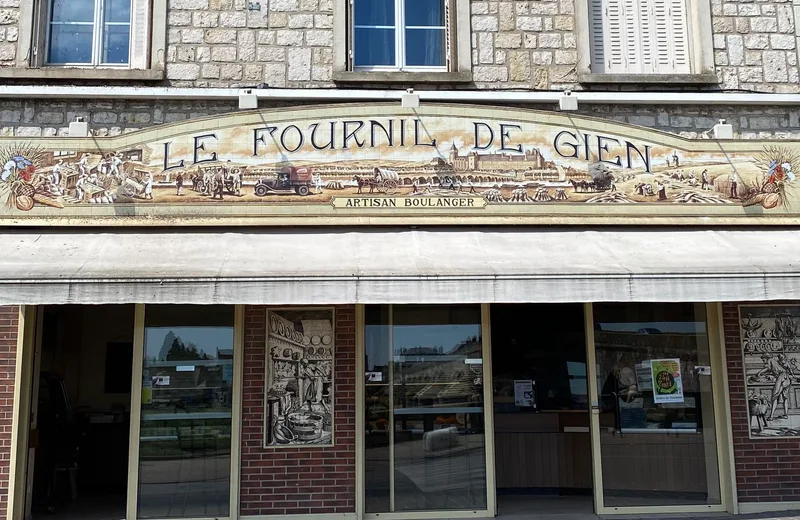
<box><xmin>586</xmin><ymin>303</ymin><xmax>724</xmax><ymax>513</ymax></box>
<box><xmin>134</xmin><ymin>305</ymin><xmax>236</xmax><ymax>519</ymax></box>
<box><xmin>364</xmin><ymin>304</ymin><xmax>490</xmax><ymax>514</ymax></box>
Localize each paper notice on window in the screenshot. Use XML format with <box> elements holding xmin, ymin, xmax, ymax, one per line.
<box><xmin>514</xmin><ymin>380</ymin><xmax>535</xmax><ymax>408</ymax></box>
<box><xmin>650</xmin><ymin>358</ymin><xmax>684</xmax><ymax>403</ymax></box>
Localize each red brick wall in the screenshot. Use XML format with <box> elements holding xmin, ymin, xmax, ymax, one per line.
<box><xmin>723</xmin><ymin>302</ymin><xmax>800</xmax><ymax>503</ymax></box>
<box><xmin>240</xmin><ymin>305</ymin><xmax>356</xmax><ymax>516</ymax></box>
<box><xmin>0</xmin><ymin>306</ymin><xmax>19</xmax><ymax>520</ymax></box>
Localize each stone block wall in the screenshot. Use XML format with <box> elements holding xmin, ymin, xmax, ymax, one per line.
<box><xmin>0</xmin><ymin>99</ymin><xmax>798</xmax><ymax>139</ymax></box>
<box><xmin>0</xmin><ymin>0</ymin><xmax>798</xmax><ymax>92</ymax></box>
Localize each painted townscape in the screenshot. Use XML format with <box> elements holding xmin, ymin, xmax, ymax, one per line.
<box><xmin>0</xmin><ymin>106</ymin><xmax>797</xmax><ymax>215</ymax></box>
<box><xmin>741</xmin><ymin>305</ymin><xmax>800</xmax><ymax>438</ymax></box>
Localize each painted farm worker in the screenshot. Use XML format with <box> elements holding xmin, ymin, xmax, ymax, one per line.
<box><xmin>144</xmin><ymin>171</ymin><xmax>154</xmax><ymax>200</ymax></box>
<box><xmin>203</xmin><ymin>168</ymin><xmax>214</xmax><ymax>195</ymax></box>
<box><xmin>175</xmin><ymin>172</ymin><xmax>184</xmax><ymax>196</ymax></box>
<box><xmin>212</xmin><ymin>170</ymin><xmax>225</xmax><ymax>200</ymax></box>
<box><xmin>232</xmin><ymin>169</ymin><xmax>242</xmax><ymax>196</ymax></box>
<box><xmin>729</xmin><ymin>170</ymin><xmax>740</xmax><ymax>198</ymax></box>
<box><xmin>701</xmin><ymin>169</ymin><xmax>710</xmax><ymax>190</ymax></box>
<box><xmin>110</xmin><ymin>153</ymin><xmax>123</xmax><ymax>180</ymax></box>
<box><xmin>657</xmin><ymin>181</ymin><xmax>667</xmax><ymax>200</ymax></box>
<box><xmin>412</xmin><ymin>178</ymin><xmax>419</xmax><ymax>193</ymax></box>
<box><xmin>672</xmin><ymin>151</ymin><xmax>679</xmax><ymax>167</ymax></box>
<box><xmin>314</xmin><ymin>172</ymin><xmax>323</xmax><ymax>194</ymax></box>
<box><xmin>75</xmin><ymin>172</ymin><xmax>87</xmax><ymax>201</ymax></box>
<box><xmin>665</xmin><ymin>156</ymin><xmax>671</xmax><ymax>167</ymax></box>
<box><xmin>77</xmin><ymin>153</ymin><xmax>90</xmax><ymax>175</ymax></box>
<box><xmin>52</xmin><ymin>159</ymin><xmax>63</xmax><ymax>186</ymax></box>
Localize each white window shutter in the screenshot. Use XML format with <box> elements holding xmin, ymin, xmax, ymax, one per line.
<box><xmin>602</xmin><ymin>0</ymin><xmax>626</xmax><ymax>73</ymax></box>
<box><xmin>665</xmin><ymin>0</ymin><xmax>690</xmax><ymax>73</ymax></box>
<box><xmin>129</xmin><ymin>0</ymin><xmax>151</xmax><ymax>69</ymax></box>
<box><xmin>594</xmin><ymin>0</ymin><xmax>690</xmax><ymax>74</ymax></box>
<box><xmin>589</xmin><ymin>0</ymin><xmax>606</xmax><ymax>72</ymax></box>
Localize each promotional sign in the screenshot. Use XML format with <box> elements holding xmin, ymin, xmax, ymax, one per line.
<box><xmin>1</xmin><ymin>103</ymin><xmax>798</xmax><ymax>225</ymax></box>
<box><xmin>514</xmin><ymin>380</ymin><xmax>536</xmax><ymax>408</ymax></box>
<box><xmin>650</xmin><ymin>359</ymin><xmax>685</xmax><ymax>403</ymax></box>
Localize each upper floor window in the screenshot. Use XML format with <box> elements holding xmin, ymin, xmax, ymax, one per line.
<box><xmin>47</xmin><ymin>0</ymin><xmax>131</xmax><ymax>65</ymax></box>
<box><xmin>589</xmin><ymin>0</ymin><xmax>690</xmax><ymax>74</ymax></box>
<box><xmin>352</xmin><ymin>0</ymin><xmax>449</xmax><ymax>71</ymax></box>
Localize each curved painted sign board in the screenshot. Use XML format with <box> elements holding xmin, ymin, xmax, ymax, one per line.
<box><xmin>0</xmin><ymin>103</ymin><xmax>798</xmax><ymax>226</ymax></box>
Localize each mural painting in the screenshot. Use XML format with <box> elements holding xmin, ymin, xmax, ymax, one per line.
<box><xmin>741</xmin><ymin>305</ymin><xmax>800</xmax><ymax>438</ymax></box>
<box><xmin>0</xmin><ymin>104</ymin><xmax>798</xmax><ymax>222</ymax></box>
<box><xmin>265</xmin><ymin>309</ymin><xmax>334</xmax><ymax>447</ymax></box>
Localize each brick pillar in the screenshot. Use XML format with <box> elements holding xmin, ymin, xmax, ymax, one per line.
<box><xmin>723</xmin><ymin>302</ymin><xmax>800</xmax><ymax>503</ymax></box>
<box><xmin>0</xmin><ymin>306</ymin><xmax>19</xmax><ymax>520</ymax></box>
<box><xmin>240</xmin><ymin>305</ymin><xmax>356</xmax><ymax>516</ymax></box>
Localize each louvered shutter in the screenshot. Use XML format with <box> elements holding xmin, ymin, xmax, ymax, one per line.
<box><xmin>652</xmin><ymin>0</ymin><xmax>690</xmax><ymax>73</ymax></box>
<box><xmin>129</xmin><ymin>0</ymin><xmax>151</xmax><ymax>69</ymax></box>
<box><xmin>588</xmin><ymin>0</ymin><xmax>606</xmax><ymax>72</ymax></box>
<box><xmin>592</xmin><ymin>0</ymin><xmax>691</xmax><ymax>74</ymax></box>
<box><xmin>603</xmin><ymin>0</ymin><xmax>625</xmax><ymax>73</ymax></box>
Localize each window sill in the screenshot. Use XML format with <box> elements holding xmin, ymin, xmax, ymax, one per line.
<box><xmin>333</xmin><ymin>70</ymin><xmax>473</xmax><ymax>84</ymax></box>
<box><xmin>0</xmin><ymin>67</ymin><xmax>165</xmax><ymax>81</ymax></box>
<box><xmin>579</xmin><ymin>73</ymin><xmax>719</xmax><ymax>85</ymax></box>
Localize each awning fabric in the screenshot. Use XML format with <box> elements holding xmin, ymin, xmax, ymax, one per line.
<box><xmin>0</xmin><ymin>228</ymin><xmax>798</xmax><ymax>305</ymax></box>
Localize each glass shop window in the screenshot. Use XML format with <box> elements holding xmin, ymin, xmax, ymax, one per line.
<box><xmin>364</xmin><ymin>305</ymin><xmax>487</xmax><ymax>513</ymax></box>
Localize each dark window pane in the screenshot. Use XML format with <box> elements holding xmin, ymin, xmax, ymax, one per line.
<box><xmin>103</xmin><ymin>24</ymin><xmax>130</xmax><ymax>63</ymax></box>
<box><xmin>137</xmin><ymin>305</ymin><xmax>235</xmax><ymax>519</ymax></box>
<box><xmin>404</xmin><ymin>0</ymin><xmax>444</xmax><ymax>26</ymax></box>
<box><xmin>48</xmin><ymin>24</ymin><xmax>93</xmax><ymax>64</ymax></box>
<box><xmin>490</xmin><ymin>304</ymin><xmax>588</xmax><ymax>412</ymax></box>
<box><xmin>354</xmin><ymin>0</ymin><xmax>395</xmax><ymax>26</ymax></box>
<box><xmin>51</xmin><ymin>0</ymin><xmax>95</xmax><ymax>23</ymax></box>
<box><xmin>104</xmin><ymin>0</ymin><xmax>131</xmax><ymax>23</ymax></box>
<box><xmin>404</xmin><ymin>28</ymin><xmax>445</xmax><ymax>67</ymax></box>
<box><xmin>354</xmin><ymin>28</ymin><xmax>395</xmax><ymax>67</ymax></box>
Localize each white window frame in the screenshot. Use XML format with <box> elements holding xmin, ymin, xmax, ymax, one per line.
<box><xmin>352</xmin><ymin>0</ymin><xmax>448</xmax><ymax>73</ymax></box>
<box><xmin>15</xmin><ymin>0</ymin><xmax>165</xmax><ymax>76</ymax></box>
<box><xmin>333</xmin><ymin>0</ymin><xmax>472</xmax><ymax>80</ymax></box>
<box><xmin>45</xmin><ymin>0</ymin><xmax>132</xmax><ymax>67</ymax></box>
<box><xmin>575</xmin><ymin>0</ymin><xmax>715</xmax><ymax>81</ymax></box>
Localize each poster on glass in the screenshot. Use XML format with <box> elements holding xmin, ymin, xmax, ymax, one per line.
<box><xmin>265</xmin><ymin>308</ymin><xmax>335</xmax><ymax>447</ymax></box>
<box><xmin>740</xmin><ymin>304</ymin><xmax>800</xmax><ymax>438</ymax></box>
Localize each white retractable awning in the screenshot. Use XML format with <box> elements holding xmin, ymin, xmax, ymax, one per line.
<box><xmin>0</xmin><ymin>228</ymin><xmax>798</xmax><ymax>305</ymax></box>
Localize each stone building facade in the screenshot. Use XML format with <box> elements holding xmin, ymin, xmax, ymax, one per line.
<box><xmin>1</xmin><ymin>0</ymin><xmax>800</xmax><ymax>519</ymax></box>
<box><xmin>0</xmin><ymin>0</ymin><xmax>796</xmax><ymax>138</ymax></box>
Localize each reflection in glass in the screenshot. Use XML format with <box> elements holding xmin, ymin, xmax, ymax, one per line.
<box><xmin>593</xmin><ymin>303</ymin><xmax>721</xmax><ymax>507</ymax></box>
<box><xmin>48</xmin><ymin>25</ymin><xmax>93</xmax><ymax>64</ymax></box>
<box><xmin>354</xmin><ymin>0</ymin><xmax>395</xmax><ymax>26</ymax></box>
<box><xmin>405</xmin><ymin>28</ymin><xmax>445</xmax><ymax>67</ymax></box>
<box><xmin>354</xmin><ymin>28</ymin><xmax>395</xmax><ymax>67</ymax></box>
<box><xmin>404</xmin><ymin>0</ymin><xmax>444</xmax><ymax>27</ymax></box>
<box><xmin>137</xmin><ymin>306</ymin><xmax>234</xmax><ymax>519</ymax></box>
<box><xmin>103</xmin><ymin>24</ymin><xmax>130</xmax><ymax>63</ymax></box>
<box><xmin>364</xmin><ymin>305</ymin><xmax>487</xmax><ymax>513</ymax></box>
